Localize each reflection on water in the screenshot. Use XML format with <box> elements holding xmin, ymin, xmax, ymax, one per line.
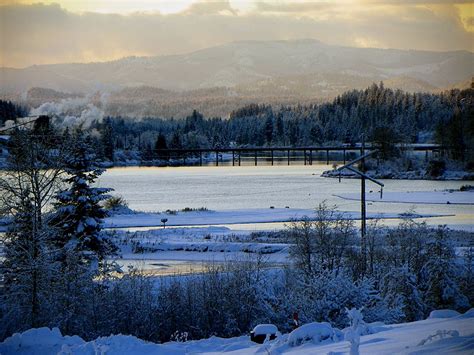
<box><xmin>97</xmin><ymin>164</ymin><xmax>473</xmax><ymax>231</ymax></box>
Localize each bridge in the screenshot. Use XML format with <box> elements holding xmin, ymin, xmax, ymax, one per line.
<box><xmin>154</xmin><ymin>144</ymin><xmax>444</xmax><ymax>166</ymax></box>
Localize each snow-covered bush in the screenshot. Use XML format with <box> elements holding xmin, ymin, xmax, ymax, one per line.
<box><xmin>428</xmin><ymin>310</ymin><xmax>461</xmax><ymax>319</ymax></box>
<box><xmin>252</xmin><ymin>324</ymin><xmax>278</xmax><ymax>336</ymax></box>
<box><xmin>0</xmin><ymin>328</ymin><xmax>84</xmax><ymax>354</ymax></box>
<box><xmin>420</xmin><ymin>227</ymin><xmax>469</xmax><ymax>313</ymax></box>
<box><xmin>380</xmin><ymin>265</ymin><xmax>425</xmax><ymax>321</ymax></box>
<box><xmin>287</xmin><ymin>322</ymin><xmax>339</xmax><ymax>347</ymax></box>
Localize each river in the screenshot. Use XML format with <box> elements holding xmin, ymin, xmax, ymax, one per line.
<box><xmin>96</xmin><ymin>162</ymin><xmax>474</xmax><ymax>231</ymax></box>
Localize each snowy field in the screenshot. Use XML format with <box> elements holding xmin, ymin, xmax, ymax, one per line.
<box><xmin>109</xmin><ymin>225</ymin><xmax>289</xmax><ymax>274</ymax></box>
<box><xmin>335</xmin><ymin>190</ymin><xmax>474</xmax><ymax>205</ymax></box>
<box><xmin>1</xmin><ymin>309</ymin><xmax>473</xmax><ymax>354</ymax></box>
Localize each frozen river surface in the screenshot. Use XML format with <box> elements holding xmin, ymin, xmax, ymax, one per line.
<box><xmin>97</xmin><ymin>164</ymin><xmax>474</xmax><ymax>231</ymax></box>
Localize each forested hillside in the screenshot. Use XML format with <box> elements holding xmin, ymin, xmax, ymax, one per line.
<box><xmin>2</xmin><ymin>83</ymin><xmax>472</xmax><ymax>165</ymax></box>
<box><xmin>85</xmin><ymin>84</ymin><xmax>472</xmax><ymax>164</ymax></box>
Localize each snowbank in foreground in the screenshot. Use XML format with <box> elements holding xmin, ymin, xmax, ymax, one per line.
<box><xmin>2</xmin><ymin>308</ymin><xmax>473</xmax><ymax>355</ymax></box>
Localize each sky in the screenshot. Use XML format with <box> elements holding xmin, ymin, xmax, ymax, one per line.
<box><xmin>0</xmin><ymin>0</ymin><xmax>473</xmax><ymax>68</ymax></box>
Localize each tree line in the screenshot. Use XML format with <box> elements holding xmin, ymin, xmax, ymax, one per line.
<box><xmin>88</xmin><ymin>84</ymin><xmax>473</xmax><ymax>164</ymax></box>
<box><xmin>1</xmin><ymin>84</ymin><xmax>473</xmax><ymax>164</ymax></box>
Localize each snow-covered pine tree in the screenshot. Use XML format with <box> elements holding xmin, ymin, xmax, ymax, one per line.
<box><xmin>51</xmin><ymin>130</ymin><xmax>115</xmax><ymax>263</ymax></box>
<box><xmin>460</xmin><ymin>248</ymin><xmax>474</xmax><ymax>306</ymax></box>
<box><xmin>48</xmin><ymin>130</ymin><xmax>117</xmax><ymax>334</ymax></box>
<box><xmin>420</xmin><ymin>226</ymin><xmax>469</xmax><ymax>313</ymax></box>
<box><xmin>380</xmin><ymin>265</ymin><xmax>425</xmax><ymax>322</ymax></box>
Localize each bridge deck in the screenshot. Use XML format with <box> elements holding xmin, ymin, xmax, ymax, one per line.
<box><xmin>154</xmin><ymin>144</ymin><xmax>443</xmax><ymax>166</ymax></box>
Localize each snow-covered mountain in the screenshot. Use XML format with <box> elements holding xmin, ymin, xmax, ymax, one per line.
<box><xmin>1</xmin><ymin>39</ymin><xmax>472</xmax><ymax>93</ymax></box>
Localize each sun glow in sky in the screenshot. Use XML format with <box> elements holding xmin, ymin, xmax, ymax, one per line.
<box><xmin>0</xmin><ymin>0</ymin><xmax>473</xmax><ymax>67</ymax></box>
<box><xmin>1</xmin><ymin>0</ymin><xmax>257</xmax><ymax>14</ymax></box>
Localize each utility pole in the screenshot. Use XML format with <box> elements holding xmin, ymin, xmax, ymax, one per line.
<box><xmin>360</xmin><ymin>135</ymin><xmax>366</xmax><ymax>266</ymax></box>
<box><xmin>336</xmin><ymin>137</ymin><xmax>383</xmax><ymax>274</ymax></box>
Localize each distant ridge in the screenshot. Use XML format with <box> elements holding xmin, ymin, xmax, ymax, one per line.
<box><xmin>1</xmin><ymin>39</ymin><xmax>472</xmax><ymax>94</ymax></box>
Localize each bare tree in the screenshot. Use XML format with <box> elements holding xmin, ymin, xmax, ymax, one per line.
<box><xmin>0</xmin><ymin>125</ymin><xmax>66</xmax><ymax>334</ymax></box>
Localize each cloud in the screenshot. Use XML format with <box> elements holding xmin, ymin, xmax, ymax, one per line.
<box><xmin>362</xmin><ymin>1</ymin><xmax>473</xmax><ymax>3</ymax></box>
<box><xmin>0</xmin><ymin>2</ymin><xmax>472</xmax><ymax>68</ymax></box>
<box><xmin>255</xmin><ymin>2</ymin><xmax>338</xmax><ymax>13</ymax></box>
<box><xmin>184</xmin><ymin>0</ymin><xmax>237</xmax><ymax>15</ymax></box>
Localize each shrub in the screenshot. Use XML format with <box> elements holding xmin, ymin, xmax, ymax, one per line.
<box><xmin>426</xmin><ymin>160</ymin><xmax>445</xmax><ymax>177</ymax></box>
<box><xmin>104</xmin><ymin>196</ymin><xmax>129</xmax><ymax>211</ymax></box>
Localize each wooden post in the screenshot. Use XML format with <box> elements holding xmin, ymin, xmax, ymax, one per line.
<box><xmin>288</xmin><ymin>149</ymin><xmax>290</xmax><ymax>165</ymax></box>
<box><xmin>232</xmin><ymin>150</ymin><xmax>235</xmax><ymax>166</ymax></box>
<box><xmin>309</xmin><ymin>150</ymin><xmax>312</xmax><ymax>165</ymax></box>
<box><xmin>326</xmin><ymin>149</ymin><xmax>329</xmax><ymax>165</ymax></box>
<box><xmin>271</xmin><ymin>150</ymin><xmax>274</xmax><ymax>166</ymax></box>
<box><xmin>238</xmin><ymin>151</ymin><xmax>241</xmax><ymax>166</ymax></box>
<box><xmin>304</xmin><ymin>150</ymin><xmax>307</xmax><ymax>165</ymax></box>
<box><xmin>215</xmin><ymin>150</ymin><xmax>219</xmax><ymax>166</ymax></box>
<box><xmin>343</xmin><ymin>149</ymin><xmax>346</xmax><ymax>164</ymax></box>
<box><xmin>254</xmin><ymin>150</ymin><xmax>257</xmax><ymax>166</ymax></box>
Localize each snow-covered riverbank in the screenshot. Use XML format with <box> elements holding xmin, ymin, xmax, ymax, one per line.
<box><xmin>2</xmin><ymin>308</ymin><xmax>472</xmax><ymax>354</ymax></box>
<box><xmin>103</xmin><ymin>208</ymin><xmax>445</xmax><ymax>229</ymax></box>
<box><xmin>335</xmin><ymin>190</ymin><xmax>474</xmax><ymax>205</ymax></box>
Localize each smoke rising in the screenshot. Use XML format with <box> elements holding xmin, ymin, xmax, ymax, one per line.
<box><xmin>30</xmin><ymin>93</ymin><xmax>109</xmax><ymax>129</ymax></box>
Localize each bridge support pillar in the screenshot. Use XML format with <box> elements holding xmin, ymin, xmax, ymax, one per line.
<box><xmin>232</xmin><ymin>150</ymin><xmax>235</xmax><ymax>166</ymax></box>
<box><xmin>326</xmin><ymin>149</ymin><xmax>329</xmax><ymax>165</ymax></box>
<box><xmin>287</xmin><ymin>149</ymin><xmax>290</xmax><ymax>165</ymax></box>
<box><xmin>238</xmin><ymin>152</ymin><xmax>241</xmax><ymax>166</ymax></box>
<box><xmin>309</xmin><ymin>150</ymin><xmax>312</xmax><ymax>165</ymax></box>
<box><xmin>343</xmin><ymin>149</ymin><xmax>346</xmax><ymax>165</ymax></box>
<box><xmin>216</xmin><ymin>151</ymin><xmax>219</xmax><ymax>166</ymax></box>
<box><xmin>254</xmin><ymin>150</ymin><xmax>258</xmax><ymax>166</ymax></box>
<box><xmin>304</xmin><ymin>150</ymin><xmax>307</xmax><ymax>165</ymax></box>
<box><xmin>271</xmin><ymin>150</ymin><xmax>274</xmax><ymax>165</ymax></box>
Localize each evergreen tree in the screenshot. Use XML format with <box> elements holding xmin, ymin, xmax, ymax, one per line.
<box><xmin>380</xmin><ymin>265</ymin><xmax>425</xmax><ymax>321</ymax></box>
<box><xmin>100</xmin><ymin>119</ymin><xmax>114</xmax><ymax>161</ymax></box>
<box><xmin>169</xmin><ymin>130</ymin><xmax>183</xmax><ymax>149</ymax></box>
<box><xmin>47</xmin><ymin>131</ymin><xmax>116</xmax><ymax>333</ymax></box>
<box><xmin>154</xmin><ymin>133</ymin><xmax>168</xmax><ymax>160</ymax></box>
<box><xmin>51</xmin><ymin>131</ymin><xmax>115</xmax><ymax>261</ymax></box>
<box><xmin>420</xmin><ymin>226</ymin><xmax>469</xmax><ymax>313</ymax></box>
<box><xmin>264</xmin><ymin>114</ymin><xmax>273</xmax><ymax>145</ymax></box>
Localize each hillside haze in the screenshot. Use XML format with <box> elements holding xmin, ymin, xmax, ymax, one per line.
<box><xmin>2</xmin><ymin>39</ymin><xmax>472</xmax><ymax>92</ymax></box>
